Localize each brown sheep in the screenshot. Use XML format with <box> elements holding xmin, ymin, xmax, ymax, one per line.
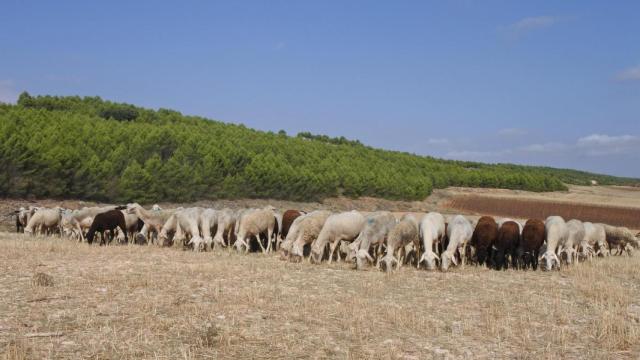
<box><xmin>87</xmin><ymin>209</ymin><xmax>128</xmax><ymax>245</ymax></box>
<box><xmin>279</xmin><ymin>210</ymin><xmax>303</xmax><ymax>240</ymax></box>
<box><xmin>519</xmin><ymin>219</ymin><xmax>545</xmax><ymax>270</ymax></box>
<box><xmin>493</xmin><ymin>221</ymin><xmax>520</xmax><ymax>270</ymax></box>
<box><xmin>470</xmin><ymin>216</ymin><xmax>498</xmax><ymax>267</ymax></box>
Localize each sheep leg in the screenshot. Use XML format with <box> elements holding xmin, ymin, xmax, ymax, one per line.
<box><xmin>328</xmin><ymin>241</ymin><xmax>339</xmax><ymax>264</ymax></box>
<box><xmin>267</xmin><ymin>228</ymin><xmax>273</xmax><ymax>253</ymax></box>
<box><xmin>255</xmin><ymin>234</ymin><xmax>266</xmax><ymax>253</ymax></box>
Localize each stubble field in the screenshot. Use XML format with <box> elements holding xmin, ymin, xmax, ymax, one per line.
<box><xmin>1</xmin><ymin>234</ymin><xmax>639</xmax><ymax>359</ymax></box>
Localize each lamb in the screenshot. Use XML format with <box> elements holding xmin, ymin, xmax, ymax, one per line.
<box><xmin>518</xmin><ymin>219</ymin><xmax>545</xmax><ymax>270</ymax></box>
<box><xmin>212</xmin><ymin>208</ymin><xmax>237</xmax><ymax>247</ymax></box>
<box><xmin>159</xmin><ymin>207</ymin><xmax>205</xmax><ymax>251</ymax></box>
<box><xmin>24</xmin><ymin>207</ymin><xmax>63</xmax><ymax>236</ymax></box>
<box><xmin>440</xmin><ymin>215</ymin><xmax>473</xmax><ymax>271</ymax></box>
<box><xmin>380</xmin><ymin>214</ymin><xmax>420</xmax><ymax>271</ymax></box>
<box><xmin>86</xmin><ymin>209</ymin><xmax>128</xmax><ymax>245</ymax></box>
<box><xmin>418</xmin><ymin>212</ymin><xmax>446</xmax><ymax>270</ymax></box>
<box><xmin>582</xmin><ymin>222</ymin><xmax>607</xmax><ymax>258</ymax></box>
<box><xmin>541</xmin><ymin>216</ymin><xmax>567</xmax><ymax>271</ymax></box>
<box><xmin>235</xmin><ymin>206</ymin><xmax>277</xmax><ymax>253</ymax></box>
<box><xmin>309</xmin><ymin>210</ymin><xmax>365</xmax><ymax>264</ymax></box>
<box><xmin>559</xmin><ymin>220</ymin><xmax>585</xmax><ymax>265</ymax></box>
<box><xmin>350</xmin><ymin>211</ymin><xmax>397</xmax><ymax>270</ymax></box>
<box><xmin>469</xmin><ymin>216</ymin><xmax>498</xmax><ymax>267</ymax></box>
<box><xmin>493</xmin><ymin>221</ymin><xmax>520</xmax><ymax>270</ymax></box>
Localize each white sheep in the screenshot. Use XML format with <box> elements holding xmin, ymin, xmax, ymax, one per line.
<box><xmin>159</xmin><ymin>207</ymin><xmax>204</xmax><ymax>251</ymax></box>
<box><xmin>541</xmin><ymin>216</ymin><xmax>568</xmax><ymax>271</ymax></box>
<box><xmin>418</xmin><ymin>212</ymin><xmax>446</xmax><ymax>270</ymax></box>
<box><xmin>559</xmin><ymin>219</ymin><xmax>584</xmax><ymax>265</ymax></box>
<box><xmin>280</xmin><ymin>212</ymin><xmax>309</xmax><ymax>259</ymax></box>
<box><xmin>350</xmin><ymin>211</ymin><xmax>397</xmax><ymax>270</ymax></box>
<box><xmin>290</xmin><ymin>211</ymin><xmax>333</xmax><ymax>261</ymax></box>
<box><xmin>441</xmin><ymin>215</ymin><xmax>473</xmax><ymax>271</ymax></box>
<box><xmin>580</xmin><ymin>222</ymin><xmax>605</xmax><ymax>260</ymax></box>
<box><xmin>199</xmin><ymin>208</ymin><xmax>218</xmax><ymax>249</ymax></box>
<box><xmin>235</xmin><ymin>206</ymin><xmax>277</xmax><ymax>253</ymax></box>
<box><xmin>379</xmin><ymin>214</ymin><xmax>420</xmax><ymax>271</ymax></box>
<box><xmin>24</xmin><ymin>207</ymin><xmax>63</xmax><ymax>236</ymax></box>
<box><xmin>126</xmin><ymin>203</ymin><xmax>176</xmax><ymax>245</ymax></box>
<box><xmin>211</xmin><ymin>208</ymin><xmax>236</xmax><ymax>247</ymax></box>
<box><xmin>310</xmin><ymin>210</ymin><xmax>365</xmax><ymax>264</ymax></box>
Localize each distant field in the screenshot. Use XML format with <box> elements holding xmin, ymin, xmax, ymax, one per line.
<box><xmin>1</xmin><ymin>234</ymin><xmax>639</xmax><ymax>359</ymax></box>
<box><xmin>444</xmin><ymin>196</ymin><xmax>640</xmax><ymax>229</ymax></box>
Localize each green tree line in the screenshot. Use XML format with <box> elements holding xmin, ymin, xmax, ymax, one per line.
<box><xmin>0</xmin><ymin>93</ymin><xmax>636</xmax><ymax>203</ymax></box>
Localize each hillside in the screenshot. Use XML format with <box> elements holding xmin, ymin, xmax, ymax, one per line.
<box><xmin>0</xmin><ymin>93</ymin><xmax>637</xmax><ymax>203</ymax></box>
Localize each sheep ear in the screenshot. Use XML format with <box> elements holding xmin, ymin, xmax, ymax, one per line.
<box><xmin>451</xmin><ymin>253</ymin><xmax>457</xmax><ymax>266</ymax></box>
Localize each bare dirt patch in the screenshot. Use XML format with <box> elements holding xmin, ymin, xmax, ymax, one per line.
<box><xmin>444</xmin><ymin>195</ymin><xmax>640</xmax><ymax>229</ymax></box>
<box><xmin>1</xmin><ymin>234</ymin><xmax>639</xmax><ymax>359</ymax></box>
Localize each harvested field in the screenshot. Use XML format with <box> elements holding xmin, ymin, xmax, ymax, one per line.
<box><xmin>1</xmin><ymin>233</ymin><xmax>640</xmax><ymax>359</ymax></box>
<box><xmin>444</xmin><ymin>196</ymin><xmax>640</xmax><ymax>230</ymax></box>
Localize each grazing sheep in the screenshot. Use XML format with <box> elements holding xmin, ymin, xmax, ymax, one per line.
<box><xmin>310</xmin><ymin>210</ymin><xmax>365</xmax><ymax>264</ymax></box>
<box><xmin>418</xmin><ymin>212</ymin><xmax>446</xmax><ymax>270</ymax></box>
<box><xmin>280</xmin><ymin>214</ymin><xmax>304</xmax><ymax>257</ymax></box>
<box><xmin>381</xmin><ymin>214</ymin><xmax>420</xmax><ymax>271</ymax></box>
<box><xmin>497</xmin><ymin>218</ymin><xmax>523</xmax><ymax>234</ymax></box>
<box><xmin>582</xmin><ymin>222</ymin><xmax>607</xmax><ymax>259</ymax></box>
<box><xmin>602</xmin><ymin>224</ymin><xmax>638</xmax><ymax>256</ymax></box>
<box><xmin>121</xmin><ymin>210</ymin><xmax>142</xmax><ymax>241</ymax></box>
<box><xmin>351</xmin><ymin>211</ymin><xmax>397</xmax><ymax>270</ymax></box>
<box><xmin>278</xmin><ymin>210</ymin><xmax>305</xmax><ymax>248</ymax></box>
<box><xmin>518</xmin><ymin>219</ymin><xmax>545</xmax><ymax>270</ymax></box>
<box><xmin>541</xmin><ymin>216</ymin><xmax>567</xmax><ymax>271</ymax></box>
<box><xmin>559</xmin><ymin>220</ymin><xmax>584</xmax><ymax>265</ymax></box>
<box><xmin>212</xmin><ymin>208</ymin><xmax>237</xmax><ymax>247</ymax></box>
<box><xmin>493</xmin><ymin>221</ymin><xmax>520</xmax><ymax>270</ymax></box>
<box><xmin>60</xmin><ymin>211</ymin><xmax>93</xmax><ymax>241</ymax></box>
<box><xmin>469</xmin><ymin>216</ymin><xmax>498</xmax><ymax>267</ymax></box>
<box><xmin>14</xmin><ymin>206</ymin><xmax>38</xmax><ymax>233</ymax></box>
<box><xmin>199</xmin><ymin>208</ymin><xmax>218</xmax><ymax>249</ymax></box>
<box><xmin>24</xmin><ymin>207</ymin><xmax>63</xmax><ymax>236</ymax></box>
<box><xmin>126</xmin><ymin>203</ymin><xmax>175</xmax><ymax>245</ymax></box>
<box><xmin>235</xmin><ymin>206</ymin><xmax>277</xmax><ymax>253</ymax></box>
<box><xmin>441</xmin><ymin>215</ymin><xmax>473</xmax><ymax>271</ymax></box>
<box><xmin>159</xmin><ymin>207</ymin><xmax>205</xmax><ymax>251</ymax></box>
<box><xmin>86</xmin><ymin>209</ymin><xmax>128</xmax><ymax>245</ymax></box>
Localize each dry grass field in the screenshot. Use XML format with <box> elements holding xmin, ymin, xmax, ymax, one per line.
<box><xmin>1</xmin><ymin>233</ymin><xmax>639</xmax><ymax>359</ymax></box>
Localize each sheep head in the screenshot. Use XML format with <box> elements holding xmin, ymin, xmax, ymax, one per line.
<box><xmin>419</xmin><ymin>251</ymin><xmax>439</xmax><ymax>270</ymax></box>
<box><xmin>380</xmin><ymin>254</ymin><xmax>398</xmax><ymax>272</ymax></box>
<box><xmin>538</xmin><ymin>251</ymin><xmax>560</xmax><ymax>271</ymax></box>
<box><xmin>355</xmin><ymin>249</ymin><xmax>374</xmax><ymax>270</ymax></box>
<box><xmin>440</xmin><ymin>251</ymin><xmax>457</xmax><ymax>271</ymax></box>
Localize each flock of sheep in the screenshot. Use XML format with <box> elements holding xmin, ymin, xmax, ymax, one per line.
<box><xmin>12</xmin><ymin>203</ymin><xmax>640</xmax><ymax>272</ymax></box>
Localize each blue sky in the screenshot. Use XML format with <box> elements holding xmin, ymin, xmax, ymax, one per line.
<box><xmin>1</xmin><ymin>1</ymin><xmax>639</xmax><ymax>177</ymax></box>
